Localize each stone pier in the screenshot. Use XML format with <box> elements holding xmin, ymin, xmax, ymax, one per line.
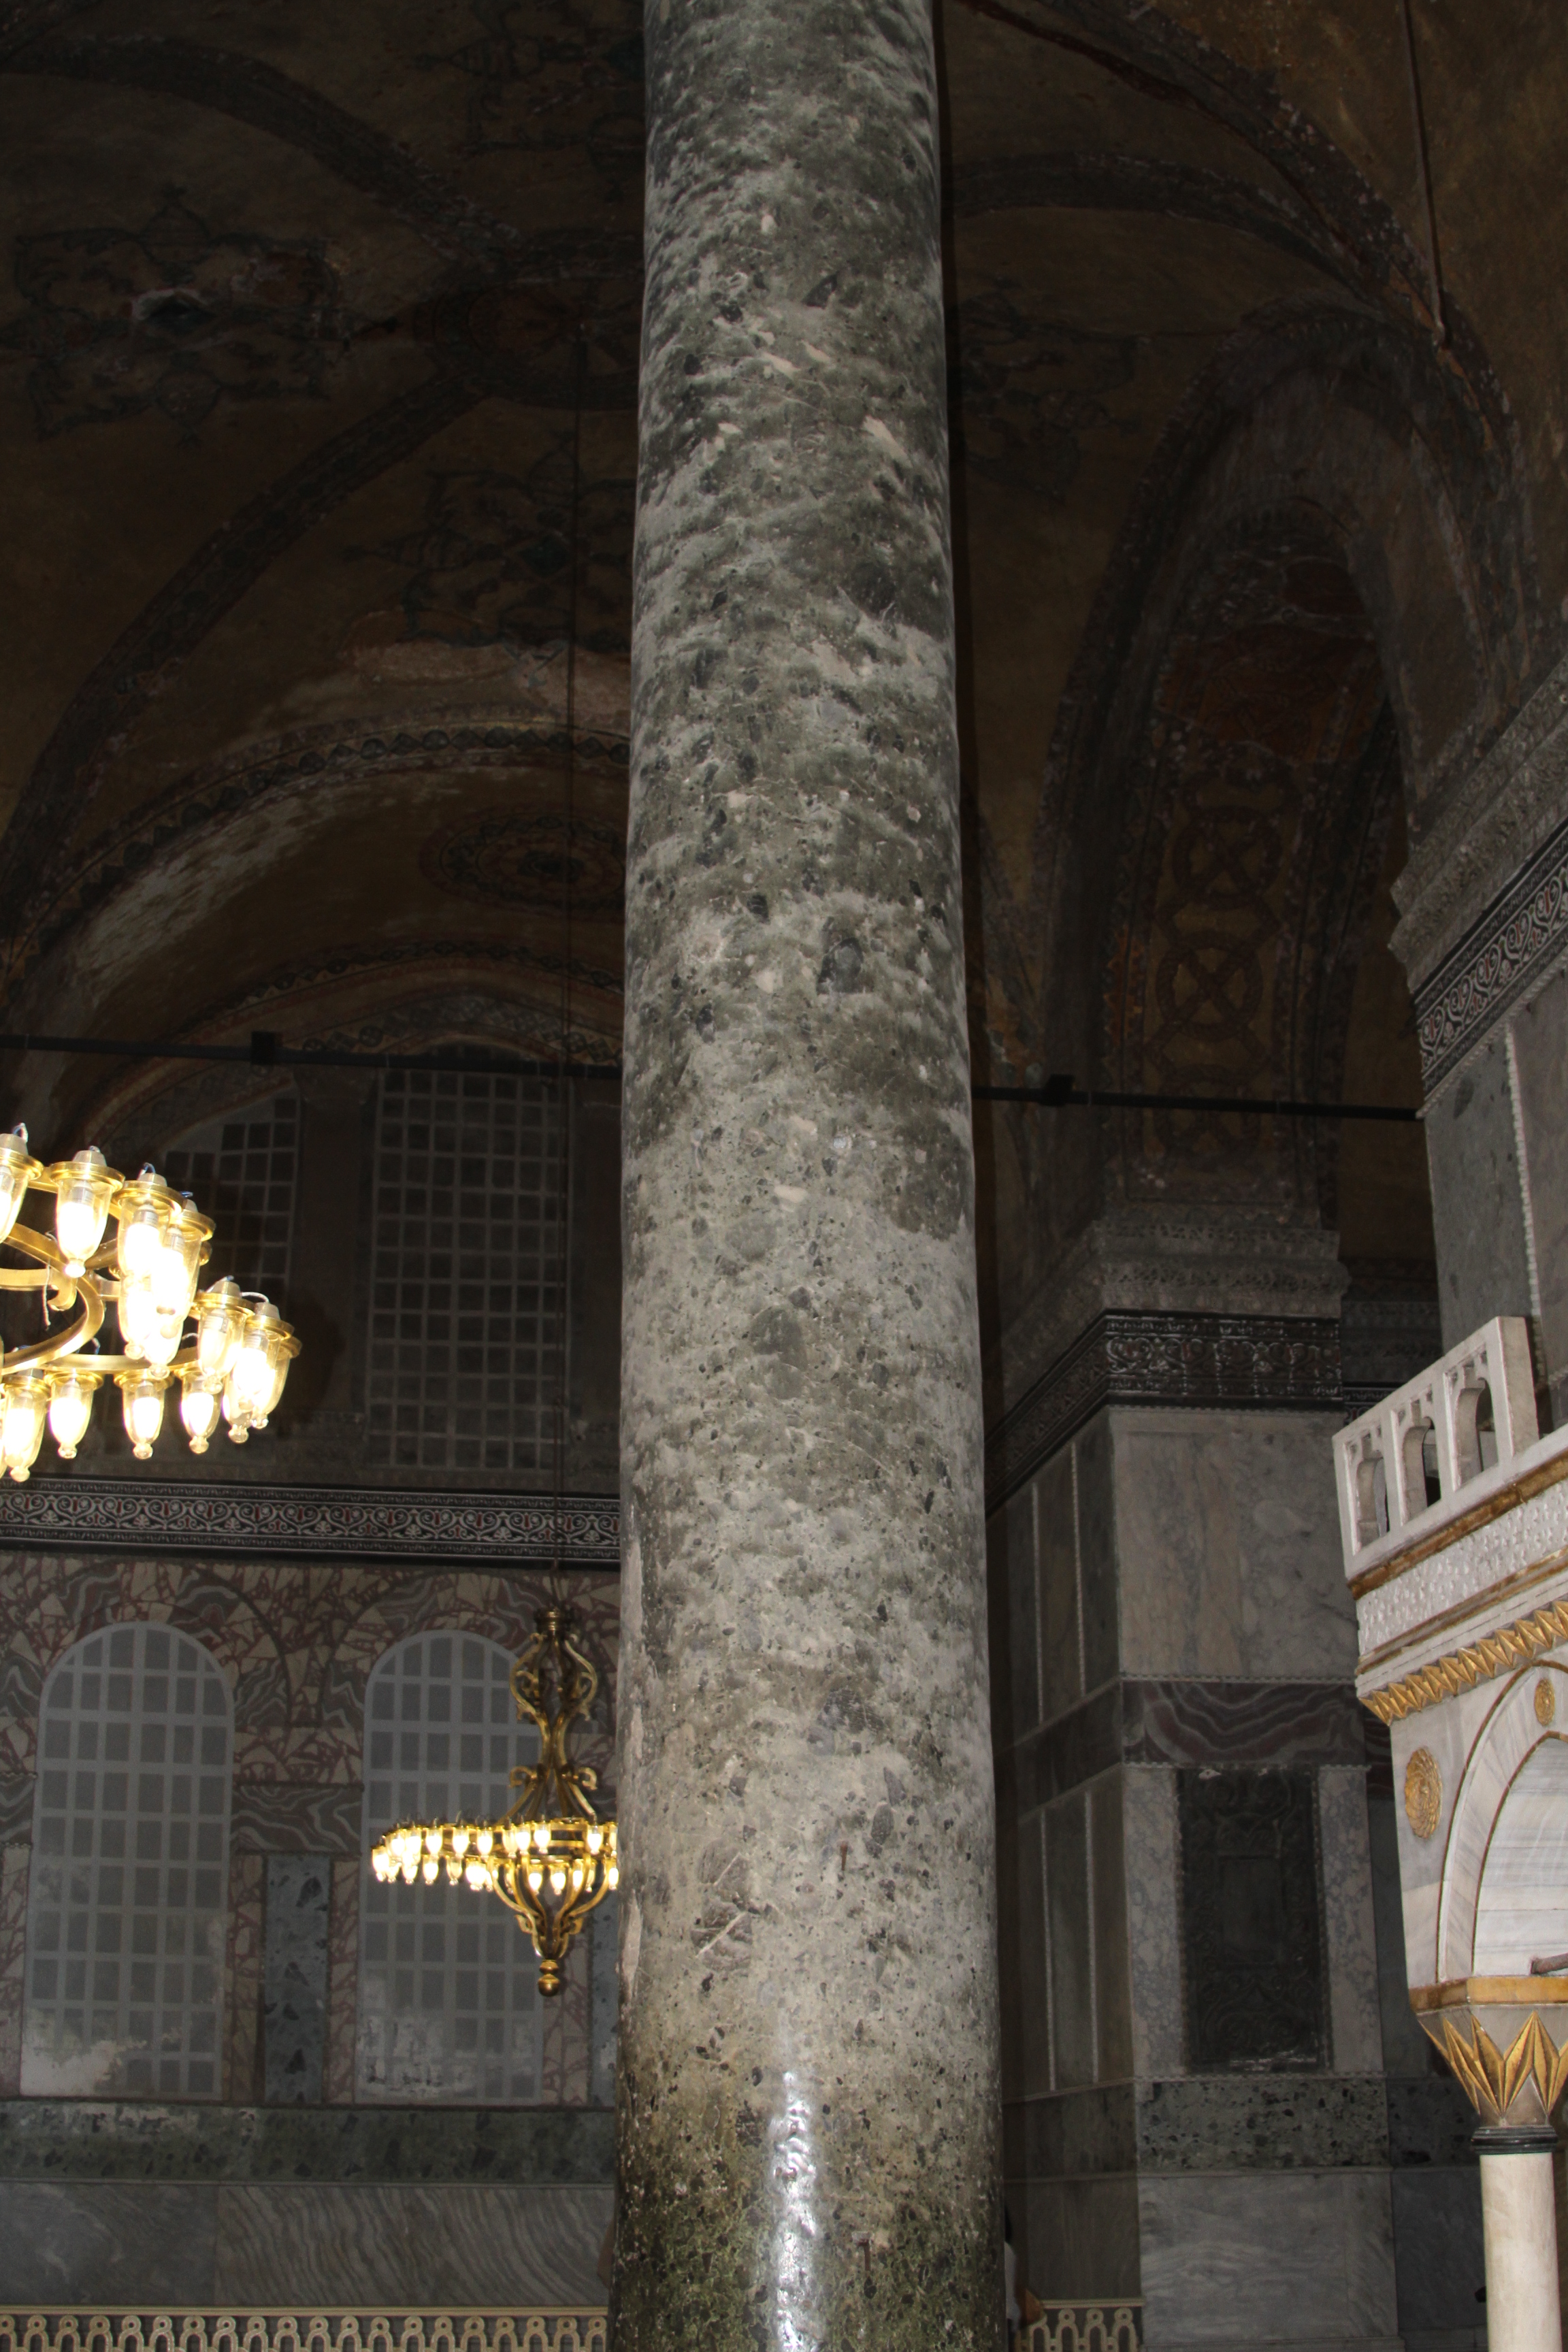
<box><xmin>611</xmin><ymin>0</ymin><xmax>1001</xmax><ymax>2342</ymax></box>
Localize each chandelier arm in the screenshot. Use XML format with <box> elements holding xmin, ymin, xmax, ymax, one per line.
<box><xmin>1</xmin><ymin>1270</ymin><xmax>105</xmax><ymax>1372</ymax></box>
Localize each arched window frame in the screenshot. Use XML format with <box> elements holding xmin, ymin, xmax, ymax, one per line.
<box><xmin>357</xmin><ymin>1629</ymin><xmax>544</xmax><ymax>2104</ymax></box>
<box><xmin>22</xmin><ymin>1622</ymin><xmax>233</xmax><ymax>2100</ymax></box>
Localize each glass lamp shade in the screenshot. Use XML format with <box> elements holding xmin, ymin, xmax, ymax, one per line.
<box><xmin>1</xmin><ymin>1374</ymin><xmax>50</xmax><ymax>1481</ymax></box>
<box><xmin>178</xmin><ymin>1371</ymin><xmax>223</xmax><ymax>1453</ymax></box>
<box><xmin>194</xmin><ymin>1279</ymin><xmax>246</xmax><ymax>1378</ymax></box>
<box><xmin>118</xmin><ymin>1371</ymin><xmax>168</xmax><ymax>1460</ymax></box>
<box><xmin>151</xmin><ymin>1199</ymin><xmax>210</xmax><ymax>1318</ymax></box>
<box><xmin>142</xmin><ymin>1307</ymin><xmax>186</xmax><ymax>1369</ymax></box>
<box><xmin>51</xmin><ymin>1147</ymin><xmax>120</xmax><ymax>1276</ymax></box>
<box><xmin>116</xmin><ymin>1274</ymin><xmax>155</xmax><ymax>1360</ymax></box>
<box><xmin>48</xmin><ymin>1368</ymin><xmax>99</xmax><ymax>1458</ymax></box>
<box><xmin>0</xmin><ymin>1126</ymin><xmax>41</xmax><ymax>1249</ymax></box>
<box><xmin>114</xmin><ymin>1169</ymin><xmax>176</xmax><ymax>1284</ymax></box>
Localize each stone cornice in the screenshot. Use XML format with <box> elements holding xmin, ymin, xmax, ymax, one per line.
<box><xmin>1393</xmin><ymin>647</ymin><xmax>1568</xmax><ymax>996</ymax></box>
<box><xmin>0</xmin><ymin>1478</ymin><xmax>620</xmax><ymax>1566</ymax></box>
<box><xmin>986</xmin><ymin>1309</ymin><xmax>1342</xmax><ymax>1511</ymax></box>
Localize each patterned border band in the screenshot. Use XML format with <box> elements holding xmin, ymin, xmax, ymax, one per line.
<box><xmin>1361</xmin><ymin>1597</ymin><xmax>1568</xmax><ymax>1722</ymax></box>
<box><xmin>986</xmin><ymin>1310</ymin><xmax>1341</xmax><ymax>1510</ymax></box>
<box><xmin>1415</xmin><ymin>808</ymin><xmax>1568</xmax><ymax>1094</ymax></box>
<box><xmin>0</xmin><ymin>1480</ymin><xmax>621</xmax><ymax>1565</ymax></box>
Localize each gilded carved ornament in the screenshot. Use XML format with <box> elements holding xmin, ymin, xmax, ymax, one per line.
<box><xmin>1363</xmin><ymin>1597</ymin><xmax>1568</xmax><ymax>1721</ymax></box>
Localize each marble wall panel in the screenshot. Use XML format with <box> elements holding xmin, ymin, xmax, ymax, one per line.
<box><xmin>1123</xmin><ymin>1679</ymin><xmax>1367</xmax><ymax>1770</ymax></box>
<box><xmin>997</xmin><ymin>1685</ymin><xmax>1121</xmax><ymax>1821</ymax></box>
<box><xmin>211</xmin><ymin>2180</ymin><xmax>615</xmax><ymax>2306</ymax></box>
<box><xmin>540</xmin><ymin>1916</ymin><xmax>591</xmax><ymax>2106</ymax></box>
<box><xmin>1365</xmin><ymin>1797</ymin><xmax>1429</xmax><ymax>2079</ymax></box>
<box><xmin>589</xmin><ymin>1893</ymin><xmax>617</xmax><ymax>2108</ymax></box>
<box><xmin>323</xmin><ymin>1855</ymin><xmax>359</xmax><ymax>2104</ymax></box>
<box><xmin>989</xmin><ymin>1482</ymin><xmax>1040</xmax><ymax>1750</ymax></box>
<box><xmin>1090</xmin><ymin>1775</ymin><xmax>1132</xmax><ymax>2081</ymax></box>
<box><xmin>1134</xmin><ymin>2075</ymin><xmax>1387</xmax><ymax>2170</ymax></box>
<box><xmin>0</xmin><ymin>1843</ymin><xmax>28</xmax><ymax>2097</ymax></box>
<box><xmin>1112</xmin><ymin>1410</ymin><xmax>1353</xmax><ymax>1684</ymax></box>
<box><xmin>263</xmin><ymin>1854</ymin><xmax>329</xmax><ymax>2104</ymax></box>
<box><xmin>0</xmin><ymin>2095</ymin><xmax>616</xmax><ymax>2183</ymax></box>
<box><xmin>1016</xmin><ymin>1810</ymin><xmax>1051</xmax><ymax>2100</ymax></box>
<box><xmin>1039</xmin><ymin>1449</ymin><xmax>1081</xmax><ymax>1724</ymax></box>
<box><xmin>0</xmin><ymin>1776</ymin><xmax>32</xmax><ymax>1843</ymax></box>
<box><xmin>1019</xmin><ymin>2172</ymin><xmax>1141</xmax><ymax>2304</ymax></box>
<box><xmin>1319</xmin><ymin>1767</ymin><xmax>1384</xmax><ymax>2076</ymax></box>
<box><xmin>1138</xmin><ymin>2170</ymin><xmax>1398</xmax><ymax>2350</ymax></box>
<box><xmin>1004</xmin><ymin>2085</ymin><xmax>1137</xmax><ymax>2183</ymax></box>
<box><xmin>1047</xmin><ymin>1791</ymin><xmax>1094</xmax><ymax>2090</ymax></box>
<box><xmin>0</xmin><ymin>2180</ymin><xmax>218</xmax><ymax>2301</ymax></box>
<box><xmin>1424</xmin><ymin>1032</ymin><xmax>1533</xmax><ymax>1354</ymax></box>
<box><xmin>1512</xmin><ymin>967</ymin><xmax>1568</xmax><ymax>1421</ymax></box>
<box><xmin>1388</xmin><ymin>2169</ymin><xmax>1486</xmax><ymax>2346</ymax></box>
<box><xmin>1075</xmin><ymin>1414</ymin><xmax>1120</xmax><ymax>1695</ymax></box>
<box><xmin>223</xmin><ymin>1848</ymin><xmax>264</xmax><ymax>2104</ymax></box>
<box><xmin>1123</xmin><ymin>1767</ymin><xmax>1182</xmax><ymax>2079</ymax></box>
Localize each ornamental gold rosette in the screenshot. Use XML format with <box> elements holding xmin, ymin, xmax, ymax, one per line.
<box><xmin>0</xmin><ymin>1123</ymin><xmax>299</xmax><ymax>1475</ymax></box>
<box><xmin>370</xmin><ymin>1605</ymin><xmax>617</xmax><ymax>1995</ymax></box>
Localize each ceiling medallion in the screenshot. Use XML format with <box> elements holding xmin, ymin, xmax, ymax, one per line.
<box><xmin>421</xmin><ymin>808</ymin><xmax>625</xmax><ymax>917</ymax></box>
<box><xmin>1404</xmin><ymin>1746</ymin><xmax>1443</xmax><ymax>1840</ymax></box>
<box><xmin>370</xmin><ymin>1605</ymin><xmax>617</xmax><ymax>1997</ymax></box>
<box><xmin>0</xmin><ymin>1125</ymin><xmax>299</xmax><ymax>1479</ymax></box>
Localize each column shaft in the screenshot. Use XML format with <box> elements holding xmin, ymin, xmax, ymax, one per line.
<box><xmin>1480</xmin><ymin>2152</ymin><xmax>1563</xmax><ymax>2352</ymax></box>
<box><xmin>613</xmin><ymin>0</ymin><xmax>1000</xmax><ymax>2342</ymax></box>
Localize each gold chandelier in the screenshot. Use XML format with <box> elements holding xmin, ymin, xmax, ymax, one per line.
<box><xmin>371</xmin><ymin>1605</ymin><xmax>618</xmax><ymax>1996</ymax></box>
<box><xmin>0</xmin><ymin>1125</ymin><xmax>300</xmax><ymax>1480</ymax></box>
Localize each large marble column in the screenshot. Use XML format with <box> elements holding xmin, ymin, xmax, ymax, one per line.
<box><xmin>612</xmin><ymin>0</ymin><xmax>1000</xmax><ymax>2342</ymax></box>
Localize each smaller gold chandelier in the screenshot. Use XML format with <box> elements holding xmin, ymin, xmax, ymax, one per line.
<box><xmin>370</xmin><ymin>1605</ymin><xmax>618</xmax><ymax>1996</ymax></box>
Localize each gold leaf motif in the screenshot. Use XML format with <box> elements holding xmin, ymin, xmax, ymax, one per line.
<box><xmin>1405</xmin><ymin>1747</ymin><xmax>1442</xmax><ymax>1839</ymax></box>
<box><xmin>1367</xmin><ymin>1599</ymin><xmax>1568</xmax><ymax>1722</ymax></box>
<box><xmin>1537</xmin><ymin>1677</ymin><xmax>1556</xmax><ymax>1725</ymax></box>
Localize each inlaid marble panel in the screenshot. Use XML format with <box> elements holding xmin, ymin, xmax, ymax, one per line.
<box><xmin>263</xmin><ymin>1854</ymin><xmax>328</xmax><ymax>2104</ymax></box>
<box><xmin>0</xmin><ymin>1843</ymin><xmax>28</xmax><ymax>2096</ymax></box>
<box><xmin>1318</xmin><ymin>1767</ymin><xmax>1383</xmax><ymax>2076</ymax></box>
<box><xmin>1138</xmin><ymin>2170</ymin><xmax>1397</xmax><ymax>2349</ymax></box>
<box><xmin>0</xmin><ymin>2180</ymin><xmax>218</xmax><ymax>2302</ymax></box>
<box><xmin>211</xmin><ymin>2180</ymin><xmax>615</xmax><ymax>2306</ymax></box>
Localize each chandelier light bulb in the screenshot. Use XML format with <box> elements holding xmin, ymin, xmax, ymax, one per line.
<box><xmin>151</xmin><ymin>1200</ymin><xmax>208</xmax><ymax>1319</ymax></box>
<box><xmin>118</xmin><ymin>1372</ymin><xmax>167</xmax><ymax>1460</ymax></box>
<box><xmin>1</xmin><ymin>1375</ymin><xmax>50</xmax><ymax>1481</ymax></box>
<box><xmin>178</xmin><ymin>1372</ymin><xmax>223</xmax><ymax>1453</ymax></box>
<box><xmin>195</xmin><ymin>1278</ymin><xmax>246</xmax><ymax>1377</ymax></box>
<box><xmin>0</xmin><ymin>1127</ymin><xmax>39</xmax><ymax>1250</ymax></box>
<box><xmin>53</xmin><ymin>1147</ymin><xmax>118</xmax><ymax>1277</ymax></box>
<box><xmin>143</xmin><ymin>1307</ymin><xmax>186</xmax><ymax>1369</ymax></box>
<box><xmin>47</xmin><ymin>1371</ymin><xmax>97</xmax><ymax>1458</ymax></box>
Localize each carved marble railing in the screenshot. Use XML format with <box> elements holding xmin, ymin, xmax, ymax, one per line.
<box><xmin>0</xmin><ymin>2321</ymin><xmax>606</xmax><ymax>2352</ymax></box>
<box><xmin>1022</xmin><ymin>2304</ymin><xmax>1141</xmax><ymax>2352</ymax></box>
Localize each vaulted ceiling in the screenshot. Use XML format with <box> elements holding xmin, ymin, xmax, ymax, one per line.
<box><xmin>0</xmin><ymin>0</ymin><xmax>1562</xmax><ymax>1330</ymax></box>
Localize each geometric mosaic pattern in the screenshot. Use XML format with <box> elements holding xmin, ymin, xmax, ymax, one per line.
<box><xmin>22</xmin><ymin>1624</ymin><xmax>232</xmax><ymax>2098</ymax></box>
<box><xmin>365</xmin><ymin>1073</ymin><xmax>564</xmax><ymax>1473</ymax></box>
<box><xmin>358</xmin><ymin>1633</ymin><xmax>542</xmax><ymax>2104</ymax></box>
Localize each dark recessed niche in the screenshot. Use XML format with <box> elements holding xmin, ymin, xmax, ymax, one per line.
<box><xmin>1178</xmin><ymin>1766</ymin><xmax>1326</xmax><ymax>2072</ymax></box>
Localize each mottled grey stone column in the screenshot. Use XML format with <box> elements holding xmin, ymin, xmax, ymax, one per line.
<box><xmin>612</xmin><ymin>0</ymin><xmax>1000</xmax><ymax>2342</ymax></box>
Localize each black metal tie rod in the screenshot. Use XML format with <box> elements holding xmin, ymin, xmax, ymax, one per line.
<box><xmin>0</xmin><ymin>1034</ymin><xmax>1422</xmax><ymax>1120</ymax></box>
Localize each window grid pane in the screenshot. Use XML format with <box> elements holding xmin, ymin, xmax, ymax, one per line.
<box><xmin>23</xmin><ymin>1624</ymin><xmax>232</xmax><ymax>2100</ymax></box>
<box><xmin>358</xmin><ymin>1633</ymin><xmax>543</xmax><ymax>2104</ymax></box>
<box><xmin>165</xmin><ymin>1090</ymin><xmax>298</xmax><ymax>1296</ymax></box>
<box><xmin>363</xmin><ymin>1071</ymin><xmax>564</xmax><ymax>1473</ymax></box>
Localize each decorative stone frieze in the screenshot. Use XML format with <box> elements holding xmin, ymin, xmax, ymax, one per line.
<box><xmin>0</xmin><ymin>1480</ymin><xmax>620</xmax><ymax>1565</ymax></box>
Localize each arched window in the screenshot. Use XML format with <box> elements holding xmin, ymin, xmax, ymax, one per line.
<box><xmin>23</xmin><ymin>1624</ymin><xmax>233</xmax><ymax>2098</ymax></box>
<box><xmin>358</xmin><ymin>1632</ymin><xmax>543</xmax><ymax>2102</ymax></box>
